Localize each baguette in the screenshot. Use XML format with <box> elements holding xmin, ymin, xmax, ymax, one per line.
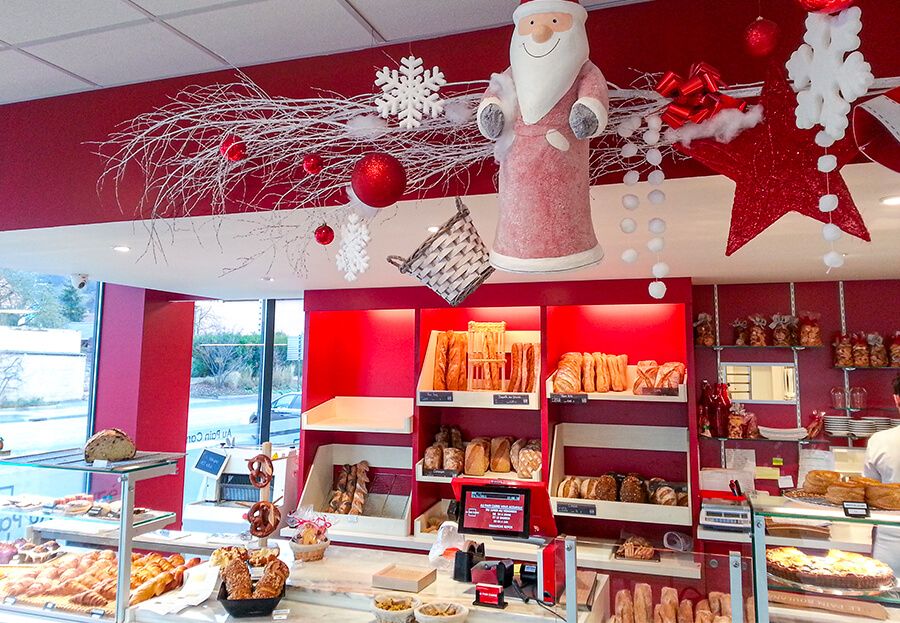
<box><xmin>615</xmin><ymin>589</ymin><xmax>635</xmax><ymax>623</ymax></box>
<box><xmin>634</xmin><ymin>583</ymin><xmax>653</xmax><ymax>623</ymax></box>
<box><xmin>509</xmin><ymin>343</ymin><xmax>523</xmax><ymax>392</ymax></box>
<box><xmin>593</xmin><ymin>353</ymin><xmax>610</xmax><ymax>392</ymax></box>
<box><xmin>677</xmin><ymin>600</ymin><xmax>693</xmax><ymax>623</ymax></box>
<box><xmin>582</xmin><ymin>352</ymin><xmax>596</xmax><ymax>393</ymax></box>
<box><xmin>433</xmin><ymin>331</ymin><xmax>451</xmax><ymax>390</ymax></box>
<box><xmin>524</xmin><ymin>344</ymin><xmax>536</xmax><ymax>392</ymax></box>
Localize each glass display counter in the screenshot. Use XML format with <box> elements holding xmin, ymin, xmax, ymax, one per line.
<box><xmin>751</xmin><ymin>495</ymin><xmax>900</xmax><ymax>623</ymax></box>
<box><xmin>0</xmin><ymin>448</ymin><xmax>183</xmax><ymax>623</ymax></box>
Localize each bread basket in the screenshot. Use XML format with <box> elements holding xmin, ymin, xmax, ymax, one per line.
<box><xmin>289</xmin><ymin>538</ymin><xmax>330</xmax><ymax>562</ymax></box>
<box><xmin>415</xmin><ymin>602</ymin><xmax>470</xmax><ymax>623</ymax></box>
<box><xmin>371</xmin><ymin>594</ymin><xmax>421</xmax><ymax>623</ymax></box>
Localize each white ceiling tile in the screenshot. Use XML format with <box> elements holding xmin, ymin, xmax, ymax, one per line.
<box><xmin>26</xmin><ymin>22</ymin><xmax>226</xmax><ymax>87</ymax></box>
<box><xmin>132</xmin><ymin>0</ymin><xmax>260</xmax><ymax>17</ymax></box>
<box><xmin>0</xmin><ymin>49</ymin><xmax>90</xmax><ymax>104</ymax></box>
<box><xmin>0</xmin><ymin>0</ymin><xmax>146</xmax><ymax>45</ymax></box>
<box><xmin>166</xmin><ymin>0</ymin><xmax>371</xmax><ymax>67</ymax></box>
<box><xmin>350</xmin><ymin>0</ymin><xmax>516</xmax><ymax>41</ymax></box>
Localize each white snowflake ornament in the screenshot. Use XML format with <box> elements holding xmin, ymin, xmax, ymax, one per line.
<box><xmin>786</xmin><ymin>7</ymin><xmax>874</xmax><ymax>140</ymax></box>
<box><xmin>335</xmin><ymin>213</ymin><xmax>371</xmax><ymax>282</ymax></box>
<box><xmin>375</xmin><ymin>56</ymin><xmax>447</xmax><ymax>130</ymax></box>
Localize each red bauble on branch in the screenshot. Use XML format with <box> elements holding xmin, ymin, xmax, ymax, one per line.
<box><xmin>314</xmin><ymin>224</ymin><xmax>335</xmax><ymax>246</ymax></box>
<box><xmin>744</xmin><ymin>18</ymin><xmax>780</xmax><ymax>57</ymax></box>
<box><xmin>351</xmin><ymin>153</ymin><xmax>407</xmax><ymax>208</ymax></box>
<box><xmin>303</xmin><ymin>154</ymin><xmax>324</xmax><ymax>175</ymax></box>
<box><xmin>796</xmin><ymin>0</ymin><xmax>855</xmax><ymax>13</ymax></box>
<box><xmin>219</xmin><ymin>135</ymin><xmax>247</xmax><ymax>162</ymax></box>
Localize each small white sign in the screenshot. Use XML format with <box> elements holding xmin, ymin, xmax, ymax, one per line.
<box><xmin>273</xmin><ymin>609</ymin><xmax>290</xmax><ymax>621</ymax></box>
<box><xmin>778</xmin><ymin>476</ymin><xmax>795</xmax><ymax>489</ymax></box>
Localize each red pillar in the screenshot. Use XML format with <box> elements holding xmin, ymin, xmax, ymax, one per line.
<box><xmin>92</xmin><ymin>285</ymin><xmax>195</xmax><ymax>525</ymax></box>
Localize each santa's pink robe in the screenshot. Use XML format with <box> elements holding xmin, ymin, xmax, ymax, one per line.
<box><xmin>484</xmin><ymin>62</ymin><xmax>609</xmax><ymax>273</ymax></box>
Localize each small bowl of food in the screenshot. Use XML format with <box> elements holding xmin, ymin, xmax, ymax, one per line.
<box><xmin>371</xmin><ymin>594</ymin><xmax>420</xmax><ymax>623</ymax></box>
<box><xmin>415</xmin><ymin>602</ymin><xmax>469</xmax><ymax>623</ymax></box>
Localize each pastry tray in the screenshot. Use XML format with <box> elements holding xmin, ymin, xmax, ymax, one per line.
<box><xmin>784</xmin><ymin>489</ymin><xmax>900</xmax><ymax>514</ymax></box>
<box><xmin>768</xmin><ymin>572</ymin><xmax>900</xmax><ymax>597</ymax></box>
<box><xmin>612</xmin><ymin>541</ymin><xmax>661</xmax><ymax>563</ymax></box>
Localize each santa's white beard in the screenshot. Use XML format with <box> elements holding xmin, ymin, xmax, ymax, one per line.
<box><xmin>509</xmin><ymin>25</ymin><xmax>589</xmax><ymax>125</ymax></box>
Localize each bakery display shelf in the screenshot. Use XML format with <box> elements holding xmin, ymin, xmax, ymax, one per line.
<box><xmin>549</xmin><ymin>422</ymin><xmax>692</xmax><ymax>525</ymax></box>
<box><xmin>701</xmin><ymin>345</ymin><xmax>825</xmax><ymax>351</ymax></box>
<box><xmin>31</xmin><ymin>511</ymin><xmax>177</xmax><ymax>539</ymax></box>
<box><xmin>702</xmin><ymin>436</ymin><xmax>832</xmax><ymax>445</ymax></box>
<box><xmin>698</xmin><ymin>525</ymin><xmax>874</xmax><ymax>553</ymax></box>
<box><xmin>414</xmin><ymin>459</ymin><xmax>541</xmax><ymax>484</ymax></box>
<box><xmin>835</xmin><ymin>366</ymin><xmax>899</xmax><ymax>371</ymax></box>
<box><xmin>412</xmin><ymin>499</ymin><xmax>451</xmax><ymax>541</ymax></box>
<box><xmin>546</xmin><ymin>370</ymin><xmax>687</xmax><ymax>404</ymax></box>
<box><xmin>298</xmin><ymin>443</ymin><xmax>412</xmax><ymax>537</ymax></box>
<box><xmin>417</xmin><ymin>329</ymin><xmax>541</xmax><ymax>410</ymax></box>
<box><xmin>0</xmin><ymin>448</ymin><xmax>183</xmax><ymax>477</ymax></box>
<box><xmin>768</xmin><ymin>603</ymin><xmax>900</xmax><ymax>623</ymax></box>
<box><xmin>753</xmin><ymin>495</ymin><xmax>900</xmax><ymax>527</ymax></box>
<box><xmin>301</xmin><ymin>396</ymin><xmax>413</xmax><ymax>434</ymax></box>
<box><xmin>830</xmin><ymin>406</ymin><xmax>897</xmax><ymax>412</ymax></box>
<box><xmin>0</xmin><ymin>506</ymin><xmax>176</xmax><ymax>534</ymax></box>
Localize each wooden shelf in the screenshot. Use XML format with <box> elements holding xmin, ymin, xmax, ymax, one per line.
<box><xmin>417</xmin><ymin>330</ymin><xmax>541</xmax><ymax>410</ymax></box>
<box><xmin>546</xmin><ymin>370</ymin><xmax>687</xmax><ymax>404</ymax></box>
<box><xmin>549</xmin><ymin>422</ymin><xmax>693</xmax><ymax>525</ymax></box>
<box><xmin>302</xmin><ymin>396</ymin><xmax>413</xmax><ymax>434</ymax></box>
<box><xmin>414</xmin><ymin>459</ymin><xmax>541</xmax><ymax>484</ymax></box>
<box><xmin>699</xmin><ymin>345</ymin><xmax>824</xmax><ymax>351</ymax></box>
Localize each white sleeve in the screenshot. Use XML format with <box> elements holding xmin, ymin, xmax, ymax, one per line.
<box><xmin>863</xmin><ymin>440</ymin><xmax>881</xmax><ymax>480</ymax></box>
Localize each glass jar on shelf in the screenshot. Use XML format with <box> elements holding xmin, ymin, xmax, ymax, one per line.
<box><xmin>830</xmin><ymin>386</ymin><xmax>847</xmax><ymax>410</ymax></box>
<box><xmin>849</xmin><ymin>386</ymin><xmax>868</xmax><ymax>411</ymax></box>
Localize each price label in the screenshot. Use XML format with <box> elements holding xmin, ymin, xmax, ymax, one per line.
<box><xmin>90</xmin><ymin>609</ymin><xmax>106</xmax><ymax>619</ymax></box>
<box><xmin>43</xmin><ymin>602</ymin><xmax>57</xmax><ymax>611</ymax></box>
<box><xmin>427</xmin><ymin>469</ymin><xmax>458</xmax><ymax>479</ymax></box>
<box><xmin>550</xmin><ymin>393</ymin><xmax>588</xmax><ymax>405</ymax></box>
<box><xmin>843</xmin><ymin>501</ymin><xmax>870</xmax><ymax>518</ymax></box>
<box><xmin>493</xmin><ymin>394</ymin><xmax>530</xmax><ymax>406</ymax></box>
<box><xmin>772</xmin><ymin>457</ymin><xmax>784</xmax><ymax>467</ymax></box>
<box><xmin>3</xmin><ymin>596</ymin><xmax>16</xmax><ymax>606</ymax></box>
<box><xmin>273</xmin><ymin>609</ymin><xmax>290</xmax><ymax>621</ymax></box>
<box><xmin>557</xmin><ymin>502</ymin><xmax>597</xmax><ymax>516</ymax></box>
<box><xmin>419</xmin><ymin>391</ymin><xmax>453</xmax><ymax>403</ymax></box>
<box><xmin>93</xmin><ymin>459</ymin><xmax>109</xmax><ymax>468</ymax></box>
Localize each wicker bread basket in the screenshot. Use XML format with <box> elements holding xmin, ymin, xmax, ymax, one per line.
<box><xmin>387</xmin><ymin>197</ymin><xmax>493</xmax><ymax>307</ymax></box>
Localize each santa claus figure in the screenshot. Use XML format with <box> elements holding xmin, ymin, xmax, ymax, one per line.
<box><xmin>478</xmin><ymin>0</ymin><xmax>608</xmax><ymax>273</ymax></box>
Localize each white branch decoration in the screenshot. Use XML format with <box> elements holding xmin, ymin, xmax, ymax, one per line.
<box><xmin>96</xmin><ymin>66</ymin><xmax>684</xmax><ymax>278</ymax></box>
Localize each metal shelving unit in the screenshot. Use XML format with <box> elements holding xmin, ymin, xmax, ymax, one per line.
<box><xmin>0</xmin><ymin>449</ymin><xmax>183</xmax><ymax>623</ymax></box>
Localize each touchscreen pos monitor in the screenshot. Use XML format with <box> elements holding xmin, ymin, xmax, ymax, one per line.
<box><xmin>458</xmin><ymin>485</ymin><xmax>531</xmax><ymax>540</ymax></box>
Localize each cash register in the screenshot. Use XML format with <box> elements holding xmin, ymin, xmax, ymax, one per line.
<box><xmin>452</xmin><ymin>478</ymin><xmax>580</xmax><ymax>622</ymax></box>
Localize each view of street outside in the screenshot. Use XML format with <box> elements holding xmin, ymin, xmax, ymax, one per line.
<box><xmin>0</xmin><ymin>271</ymin><xmax>99</xmax><ymax>541</ymax></box>
<box><xmin>182</xmin><ymin>300</ymin><xmax>303</xmax><ymax>504</ymax></box>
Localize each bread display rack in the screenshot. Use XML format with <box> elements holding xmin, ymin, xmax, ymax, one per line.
<box><xmin>301</xmin><ymin>396</ymin><xmax>414</xmax><ymax>434</ymax></box>
<box><xmin>549</xmin><ymin>423</ymin><xmax>693</xmax><ymax>526</ymax></box>
<box><xmin>547</xmin><ymin>365</ymin><xmax>687</xmax><ymax>403</ymax></box>
<box><xmin>0</xmin><ymin>448</ymin><xmax>183</xmax><ymax>623</ymax></box>
<box><xmin>417</xmin><ymin>329</ymin><xmax>541</xmax><ymax>409</ymax></box>
<box><xmin>297</xmin><ymin>443</ymin><xmax>412</xmax><ymax>538</ymax></box>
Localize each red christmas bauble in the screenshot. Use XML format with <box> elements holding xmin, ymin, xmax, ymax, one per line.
<box><xmin>351</xmin><ymin>153</ymin><xmax>407</xmax><ymax>208</ymax></box>
<box><xmin>219</xmin><ymin>135</ymin><xmax>247</xmax><ymax>162</ymax></box>
<box><xmin>796</xmin><ymin>0</ymin><xmax>854</xmax><ymax>13</ymax></box>
<box><xmin>744</xmin><ymin>18</ymin><xmax>780</xmax><ymax>57</ymax></box>
<box><xmin>314</xmin><ymin>224</ymin><xmax>335</xmax><ymax>246</ymax></box>
<box><xmin>303</xmin><ymin>154</ymin><xmax>324</xmax><ymax>175</ymax></box>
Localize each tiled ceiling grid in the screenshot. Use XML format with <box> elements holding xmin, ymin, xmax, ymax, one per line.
<box><xmin>0</xmin><ymin>0</ymin><xmax>649</xmax><ymax>104</ymax></box>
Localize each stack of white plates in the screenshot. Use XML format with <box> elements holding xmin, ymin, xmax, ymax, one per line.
<box><xmin>848</xmin><ymin>419</ymin><xmax>878</xmax><ymax>438</ymax></box>
<box><xmin>892</xmin><ymin>419</ymin><xmax>900</xmax><ymax>428</ymax></box>
<box><xmin>759</xmin><ymin>426</ymin><xmax>810</xmax><ymax>441</ymax></box>
<box><xmin>866</xmin><ymin>417</ymin><xmax>893</xmax><ymax>432</ymax></box>
<box><xmin>824</xmin><ymin>415</ymin><xmax>850</xmax><ymax>437</ymax></box>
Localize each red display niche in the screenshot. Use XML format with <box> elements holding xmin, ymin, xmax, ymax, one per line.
<box><xmin>546</xmin><ymin>304</ymin><xmax>688</xmax><ymax>367</ymax></box>
<box><xmin>303</xmin><ymin>308</ymin><xmax>416</xmax><ymax>409</ymax></box>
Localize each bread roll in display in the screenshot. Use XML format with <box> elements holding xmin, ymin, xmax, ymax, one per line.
<box><xmin>517</xmin><ymin>447</ymin><xmax>541</xmax><ymax>479</ymax></box>
<box><xmin>443</xmin><ymin>448</ymin><xmax>464</xmax><ymax>474</ymax></box>
<box><xmin>424</xmin><ymin>446</ymin><xmax>443</xmax><ymax>471</ymax></box>
<box><xmin>510</xmin><ymin>438</ymin><xmax>527</xmax><ymax>472</ymax></box>
<box><xmin>490</xmin><ymin>437</ymin><xmax>512</xmax><ymax>473</ymax></box>
<box><xmin>464</xmin><ymin>441</ymin><xmax>489</xmax><ymax>476</ymax></box>
<box><xmin>558</xmin><ymin>476</ymin><xmax>582</xmax><ymax>499</ymax></box>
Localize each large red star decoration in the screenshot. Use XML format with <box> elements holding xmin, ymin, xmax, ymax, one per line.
<box><xmin>677</xmin><ymin>64</ymin><xmax>870</xmax><ymax>256</ymax></box>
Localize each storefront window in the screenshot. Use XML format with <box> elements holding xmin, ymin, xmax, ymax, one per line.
<box><xmin>0</xmin><ymin>270</ymin><xmax>100</xmax><ymax>540</ymax></box>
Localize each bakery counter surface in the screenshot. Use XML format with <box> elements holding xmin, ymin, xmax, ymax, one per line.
<box><xmin>134</xmin><ymin>599</ymin><xmax>372</xmax><ymax>623</ymax></box>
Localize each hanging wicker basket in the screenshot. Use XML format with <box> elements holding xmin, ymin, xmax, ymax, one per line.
<box><xmin>387</xmin><ymin>197</ymin><xmax>494</xmax><ymax>307</ymax></box>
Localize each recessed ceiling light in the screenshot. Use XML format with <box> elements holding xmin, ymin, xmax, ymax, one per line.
<box><xmin>879</xmin><ymin>195</ymin><xmax>900</xmax><ymax>206</ymax></box>
<box><xmin>427</xmin><ymin>226</ymin><xmax>440</xmax><ymax>234</ymax></box>
<box><xmin>261</xmin><ymin>276</ymin><xmax>275</xmax><ymax>282</ymax></box>
<box><xmin>112</xmin><ymin>245</ymin><xmax>130</xmax><ymax>253</ymax></box>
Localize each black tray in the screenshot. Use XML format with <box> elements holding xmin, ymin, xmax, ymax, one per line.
<box><xmin>217</xmin><ymin>582</ymin><xmax>285</xmax><ymax>618</ymax></box>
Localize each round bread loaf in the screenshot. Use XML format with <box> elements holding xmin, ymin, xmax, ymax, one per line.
<box><xmin>84</xmin><ymin>428</ymin><xmax>136</xmax><ymax>463</ymax></box>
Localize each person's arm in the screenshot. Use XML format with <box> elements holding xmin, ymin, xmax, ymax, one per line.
<box><xmin>863</xmin><ymin>442</ymin><xmax>881</xmax><ymax>481</ymax></box>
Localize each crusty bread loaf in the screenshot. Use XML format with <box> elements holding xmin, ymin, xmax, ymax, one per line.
<box><xmin>517</xmin><ymin>447</ymin><xmax>541</xmax><ymax>479</ymax></box>
<box><xmin>84</xmin><ymin>428</ymin><xmax>136</xmax><ymax>463</ymax></box>
<box><xmin>558</xmin><ymin>477</ymin><xmax>582</xmax><ymax>499</ymax></box>
<box><xmin>424</xmin><ymin>446</ymin><xmax>443</xmax><ymax>471</ymax></box>
<box><xmin>634</xmin><ymin>583</ymin><xmax>652</xmax><ymax>623</ymax></box>
<box><xmin>464</xmin><ymin>441</ymin><xmax>489</xmax><ymax>476</ymax></box>
<box><xmin>433</xmin><ymin>331</ymin><xmax>451</xmax><ymax>391</ymax></box>
<box><xmin>443</xmin><ymin>448</ymin><xmax>464</xmax><ymax>474</ymax></box>
<box><xmin>866</xmin><ymin>483</ymin><xmax>900</xmax><ymax>510</ymax></box>
<box><xmin>582</xmin><ymin>352</ymin><xmax>596</xmax><ymax>393</ymax></box>
<box><xmin>490</xmin><ymin>437</ymin><xmax>512</xmax><ymax>473</ymax></box>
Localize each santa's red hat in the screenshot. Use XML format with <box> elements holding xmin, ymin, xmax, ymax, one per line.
<box><xmin>853</xmin><ymin>86</ymin><xmax>900</xmax><ymax>174</ymax></box>
<box><xmin>513</xmin><ymin>0</ymin><xmax>587</xmax><ymax>24</ymax></box>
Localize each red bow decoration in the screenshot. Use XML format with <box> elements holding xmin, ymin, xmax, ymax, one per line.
<box><xmin>655</xmin><ymin>62</ymin><xmax>748</xmax><ymax>128</ymax></box>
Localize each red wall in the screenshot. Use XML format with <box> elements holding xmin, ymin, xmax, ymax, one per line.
<box><xmin>693</xmin><ymin>279</ymin><xmax>900</xmax><ymax>494</ymax></box>
<box><xmin>0</xmin><ymin>0</ymin><xmax>896</xmax><ymax>233</ymax></box>
<box><xmin>92</xmin><ymin>285</ymin><xmax>195</xmax><ymax>522</ymax></box>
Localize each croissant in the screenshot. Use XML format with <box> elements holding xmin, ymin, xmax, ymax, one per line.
<box><xmin>72</xmin><ymin>590</ymin><xmax>109</xmax><ymax>607</ymax></box>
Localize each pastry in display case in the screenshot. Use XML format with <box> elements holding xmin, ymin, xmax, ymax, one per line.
<box><xmin>751</xmin><ymin>494</ymin><xmax>900</xmax><ymax>622</ymax></box>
